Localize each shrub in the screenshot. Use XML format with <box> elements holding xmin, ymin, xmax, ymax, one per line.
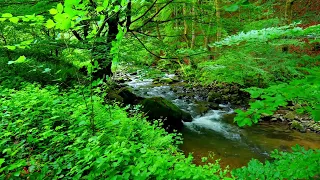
<box><xmin>0</xmin><ymin>83</ymin><xmax>229</xmax><ymax>179</ymax></box>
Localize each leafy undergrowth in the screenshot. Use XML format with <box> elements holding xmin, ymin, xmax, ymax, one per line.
<box><xmin>0</xmin><ymin>83</ymin><xmax>230</xmax><ymax>179</ymax></box>
<box><xmin>232</xmin><ymin>145</ymin><xmax>320</xmax><ymax>179</ymax></box>
<box><xmin>234</xmin><ymin>67</ymin><xmax>320</xmax><ymax>126</ymax></box>
<box><xmin>1</xmin><ymin>83</ymin><xmax>320</xmax><ymax>179</ymax></box>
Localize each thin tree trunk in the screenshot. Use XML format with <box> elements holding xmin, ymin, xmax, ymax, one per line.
<box><xmin>215</xmin><ymin>0</ymin><xmax>221</xmax><ymax>53</ymax></box>
<box><xmin>182</xmin><ymin>3</ymin><xmax>189</xmax><ymax>47</ymax></box>
<box><xmin>191</xmin><ymin>0</ymin><xmax>196</xmax><ymax>49</ymax></box>
<box><xmin>215</xmin><ymin>0</ymin><xmax>221</xmax><ymax>42</ymax></box>
<box><xmin>285</xmin><ymin>0</ymin><xmax>297</xmax><ymax>24</ymax></box>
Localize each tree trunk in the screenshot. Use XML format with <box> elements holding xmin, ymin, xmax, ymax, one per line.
<box><xmin>182</xmin><ymin>3</ymin><xmax>189</xmax><ymax>47</ymax></box>
<box><xmin>215</xmin><ymin>0</ymin><xmax>221</xmax><ymax>53</ymax></box>
<box><xmin>215</xmin><ymin>0</ymin><xmax>221</xmax><ymax>42</ymax></box>
<box><xmin>191</xmin><ymin>0</ymin><xmax>196</xmax><ymax>49</ymax></box>
<box><xmin>285</xmin><ymin>0</ymin><xmax>296</xmax><ymax>24</ymax></box>
<box><xmin>91</xmin><ymin>16</ymin><xmax>119</xmax><ymax>80</ymax></box>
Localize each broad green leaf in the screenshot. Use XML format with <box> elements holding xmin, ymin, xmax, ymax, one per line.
<box><xmin>121</xmin><ymin>0</ymin><xmax>127</xmax><ymax>7</ymax></box>
<box><xmin>57</xmin><ymin>3</ymin><xmax>64</xmax><ymax>13</ymax></box>
<box><xmin>0</xmin><ymin>159</ymin><xmax>4</xmax><ymax>167</ymax></box>
<box><xmin>61</xmin><ymin>19</ymin><xmax>71</xmax><ymax>30</ymax></box>
<box><xmin>46</xmin><ymin>19</ymin><xmax>55</xmax><ymax>29</ymax></box>
<box><xmin>103</xmin><ymin>0</ymin><xmax>109</xmax><ymax>8</ymax></box>
<box><xmin>2</xmin><ymin>13</ymin><xmax>13</xmax><ymax>18</ymax></box>
<box><xmin>238</xmin><ymin>118</ymin><xmax>252</xmax><ymax>127</ymax></box>
<box><xmin>0</xmin><ymin>18</ymin><xmax>6</xmax><ymax>22</ymax></box>
<box><xmin>96</xmin><ymin>6</ymin><xmax>104</xmax><ymax>13</ymax></box>
<box><xmin>15</xmin><ymin>56</ymin><xmax>27</xmax><ymax>63</ymax></box>
<box><xmin>49</xmin><ymin>8</ymin><xmax>58</xmax><ymax>15</ymax></box>
<box><xmin>9</xmin><ymin>17</ymin><xmax>19</xmax><ymax>23</ymax></box>
<box><xmin>5</xmin><ymin>46</ymin><xmax>16</xmax><ymax>50</ymax></box>
<box><xmin>224</xmin><ymin>4</ymin><xmax>239</xmax><ymax>12</ymax></box>
<box><xmin>113</xmin><ymin>5</ymin><xmax>120</xmax><ymax>12</ymax></box>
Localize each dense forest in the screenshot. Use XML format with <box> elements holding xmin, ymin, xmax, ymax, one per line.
<box><xmin>1</xmin><ymin>0</ymin><xmax>320</xmax><ymax>179</ymax></box>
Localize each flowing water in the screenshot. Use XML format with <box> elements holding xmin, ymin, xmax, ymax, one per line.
<box><xmin>125</xmin><ymin>74</ymin><xmax>320</xmax><ymax>169</ymax></box>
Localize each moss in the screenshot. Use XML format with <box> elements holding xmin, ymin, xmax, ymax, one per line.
<box><xmin>139</xmin><ymin>97</ymin><xmax>192</xmax><ymax>131</ymax></box>
<box><xmin>284</xmin><ymin>112</ymin><xmax>296</xmax><ymax>121</ymax></box>
<box><xmin>117</xmin><ymin>87</ymin><xmax>142</xmax><ymax>105</ymax></box>
<box><xmin>107</xmin><ymin>92</ymin><xmax>124</xmax><ymax>102</ymax></box>
<box><xmin>207</xmin><ymin>91</ymin><xmax>220</xmax><ymax>102</ymax></box>
<box><xmin>159</xmin><ymin>78</ymin><xmax>173</xmax><ymax>84</ymax></box>
<box><xmin>290</xmin><ymin>120</ymin><xmax>306</xmax><ymax>133</ymax></box>
<box><xmin>195</xmin><ymin>102</ymin><xmax>210</xmax><ymax>115</ymax></box>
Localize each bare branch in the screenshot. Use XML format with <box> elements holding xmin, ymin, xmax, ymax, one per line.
<box><xmin>131</xmin><ymin>0</ymin><xmax>158</xmax><ymax>24</ymax></box>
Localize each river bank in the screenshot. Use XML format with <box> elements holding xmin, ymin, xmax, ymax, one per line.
<box><xmin>112</xmin><ymin>71</ymin><xmax>320</xmax><ymax>169</ymax></box>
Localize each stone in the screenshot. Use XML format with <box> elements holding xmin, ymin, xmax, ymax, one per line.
<box><xmin>209</xmin><ymin>102</ymin><xmax>220</xmax><ymax>109</ymax></box>
<box><xmin>117</xmin><ymin>87</ymin><xmax>143</xmax><ymax>105</ymax></box>
<box><xmin>159</xmin><ymin>78</ymin><xmax>173</xmax><ymax>84</ymax></box>
<box><xmin>116</xmin><ymin>77</ymin><xmax>126</xmax><ymax>83</ymax></box>
<box><xmin>107</xmin><ymin>92</ymin><xmax>124</xmax><ymax>102</ymax></box>
<box><xmin>293</xmin><ymin>104</ymin><xmax>302</xmax><ymax>109</ymax></box>
<box><xmin>284</xmin><ymin>112</ymin><xmax>295</xmax><ymax>121</ymax></box>
<box><xmin>194</xmin><ymin>102</ymin><xmax>210</xmax><ymax>115</ymax></box>
<box><xmin>171</xmin><ymin>75</ymin><xmax>180</xmax><ymax>82</ymax></box>
<box><xmin>222</xmin><ymin>113</ymin><xmax>236</xmax><ymax>124</ymax></box>
<box><xmin>290</xmin><ymin>120</ymin><xmax>307</xmax><ymax>133</ymax></box>
<box><xmin>222</xmin><ymin>95</ymin><xmax>229</xmax><ymax>101</ymax></box>
<box><xmin>207</xmin><ymin>91</ymin><xmax>220</xmax><ymax>102</ymax></box>
<box><xmin>139</xmin><ymin>97</ymin><xmax>192</xmax><ymax>132</ymax></box>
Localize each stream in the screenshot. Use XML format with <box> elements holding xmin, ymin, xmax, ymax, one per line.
<box><xmin>125</xmin><ymin>74</ymin><xmax>320</xmax><ymax>169</ymax></box>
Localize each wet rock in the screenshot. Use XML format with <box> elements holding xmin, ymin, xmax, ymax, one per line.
<box><xmin>294</xmin><ymin>104</ymin><xmax>302</xmax><ymax>109</ymax></box>
<box><xmin>117</xmin><ymin>78</ymin><xmax>126</xmax><ymax>83</ymax></box>
<box><xmin>139</xmin><ymin>97</ymin><xmax>192</xmax><ymax>132</ymax></box>
<box><xmin>223</xmin><ymin>113</ymin><xmax>236</xmax><ymax>124</ymax></box>
<box><xmin>284</xmin><ymin>112</ymin><xmax>295</xmax><ymax>121</ymax></box>
<box><xmin>261</xmin><ymin>113</ymin><xmax>272</xmax><ymax>120</ymax></box>
<box><xmin>107</xmin><ymin>92</ymin><xmax>124</xmax><ymax>102</ymax></box>
<box><xmin>207</xmin><ymin>91</ymin><xmax>221</xmax><ymax>102</ymax></box>
<box><xmin>290</xmin><ymin>120</ymin><xmax>307</xmax><ymax>133</ymax></box>
<box><xmin>209</xmin><ymin>102</ymin><xmax>220</xmax><ymax>109</ymax></box>
<box><xmin>153</xmin><ymin>78</ymin><xmax>160</xmax><ymax>84</ymax></box>
<box><xmin>230</xmin><ymin>95</ymin><xmax>240</xmax><ymax>104</ymax></box>
<box><xmin>310</xmin><ymin>123</ymin><xmax>320</xmax><ymax>132</ymax></box>
<box><xmin>221</xmin><ymin>87</ymin><xmax>230</xmax><ymax>94</ymax></box>
<box><xmin>272</xmin><ymin>114</ymin><xmax>280</xmax><ymax>119</ymax></box>
<box><xmin>117</xmin><ymin>87</ymin><xmax>143</xmax><ymax>105</ymax></box>
<box><xmin>194</xmin><ymin>102</ymin><xmax>210</xmax><ymax>115</ymax></box>
<box><xmin>171</xmin><ymin>76</ymin><xmax>180</xmax><ymax>82</ymax></box>
<box><xmin>159</xmin><ymin>78</ymin><xmax>173</xmax><ymax>84</ymax></box>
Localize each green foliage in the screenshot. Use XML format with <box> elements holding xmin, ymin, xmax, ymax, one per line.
<box><xmin>243</xmin><ymin>18</ymin><xmax>281</xmax><ymax>32</ymax></box>
<box><xmin>233</xmin><ymin>145</ymin><xmax>320</xmax><ymax>179</ymax></box>
<box><xmin>234</xmin><ymin>67</ymin><xmax>320</xmax><ymax>126</ymax></box>
<box><xmin>197</xmin><ymin>48</ymin><xmax>314</xmax><ymax>86</ymax></box>
<box><xmin>0</xmin><ymin>83</ymin><xmax>229</xmax><ymax>179</ymax></box>
<box><xmin>211</xmin><ymin>24</ymin><xmax>320</xmax><ymax>47</ymax></box>
<box><xmin>0</xmin><ymin>56</ymin><xmax>80</xmax><ymax>88</ymax></box>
